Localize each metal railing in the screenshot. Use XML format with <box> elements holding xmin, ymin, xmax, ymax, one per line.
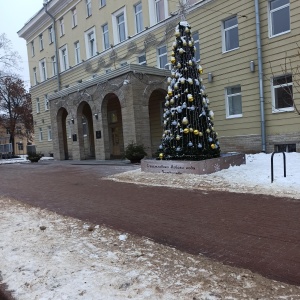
<box><xmin>271</xmin><ymin>152</ymin><xmax>286</xmax><ymax>183</ymax></box>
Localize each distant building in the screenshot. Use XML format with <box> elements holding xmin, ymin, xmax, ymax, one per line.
<box><xmin>18</xmin><ymin>0</ymin><xmax>300</xmax><ymax>160</ymax></box>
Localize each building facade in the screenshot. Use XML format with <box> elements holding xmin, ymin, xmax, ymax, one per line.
<box><xmin>18</xmin><ymin>0</ymin><xmax>300</xmax><ymax>160</ymax></box>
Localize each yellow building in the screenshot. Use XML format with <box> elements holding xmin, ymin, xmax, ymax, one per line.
<box><xmin>18</xmin><ymin>0</ymin><xmax>300</xmax><ymax>160</ymax></box>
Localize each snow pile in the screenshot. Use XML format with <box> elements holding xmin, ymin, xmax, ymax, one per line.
<box><xmin>1</xmin><ymin>197</ymin><xmax>300</xmax><ymax>300</ymax></box>
<box><xmin>110</xmin><ymin>153</ymin><xmax>300</xmax><ymax>199</ymax></box>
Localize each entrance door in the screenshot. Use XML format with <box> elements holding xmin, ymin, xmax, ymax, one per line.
<box><xmin>111</xmin><ymin>126</ymin><xmax>121</xmax><ymax>157</ymax></box>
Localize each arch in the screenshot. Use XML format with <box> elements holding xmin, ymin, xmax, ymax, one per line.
<box><xmin>56</xmin><ymin>107</ymin><xmax>69</xmax><ymax>160</ymax></box>
<box><xmin>101</xmin><ymin>93</ymin><xmax>124</xmax><ymax>159</ymax></box>
<box><xmin>76</xmin><ymin>101</ymin><xmax>96</xmax><ymax>160</ymax></box>
<box><xmin>148</xmin><ymin>88</ymin><xmax>167</xmax><ymax>155</ymax></box>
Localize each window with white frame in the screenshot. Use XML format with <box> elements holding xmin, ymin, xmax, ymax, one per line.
<box><xmin>33</xmin><ymin>67</ymin><xmax>37</xmax><ymax>84</ymax></box>
<box><xmin>39</xmin><ymin>34</ymin><xmax>44</xmax><ymax>50</ymax></box>
<box><xmin>134</xmin><ymin>2</ymin><xmax>143</xmax><ymax>33</ymax></box>
<box><xmin>51</xmin><ymin>56</ymin><xmax>57</xmax><ymax>76</ymax></box>
<box><xmin>157</xmin><ymin>45</ymin><xmax>168</xmax><ymax>69</ymax></box>
<box><xmin>222</xmin><ymin>16</ymin><xmax>239</xmax><ymax>52</ymax></box>
<box><xmin>31</xmin><ymin>41</ymin><xmax>35</xmax><ymax>56</ymax></box>
<box><xmin>36</xmin><ymin>98</ymin><xmax>40</xmax><ymax>113</ymax></box>
<box><xmin>192</xmin><ymin>31</ymin><xmax>200</xmax><ymax>61</ymax></box>
<box><xmin>47</xmin><ymin>126</ymin><xmax>52</xmax><ymax>141</ymax></box>
<box><xmin>59</xmin><ymin>45</ymin><xmax>69</xmax><ymax>71</ymax></box>
<box><xmin>39</xmin><ymin>127</ymin><xmax>43</xmax><ymax>141</ymax></box>
<box><xmin>71</xmin><ymin>8</ymin><xmax>77</xmax><ymax>27</ymax></box>
<box><xmin>39</xmin><ymin>58</ymin><xmax>47</xmax><ymax>81</ymax></box>
<box><xmin>48</xmin><ymin>26</ymin><xmax>54</xmax><ymax>44</ymax></box>
<box><xmin>86</xmin><ymin>0</ymin><xmax>92</xmax><ymax>17</ymax></box>
<box><xmin>112</xmin><ymin>7</ymin><xmax>128</xmax><ymax>44</ymax></box>
<box><xmin>74</xmin><ymin>41</ymin><xmax>81</xmax><ymax>64</ymax></box>
<box><xmin>269</xmin><ymin>0</ymin><xmax>290</xmax><ymax>37</ymax></box>
<box><xmin>85</xmin><ymin>27</ymin><xmax>97</xmax><ymax>58</ymax></box>
<box><xmin>149</xmin><ymin>0</ymin><xmax>168</xmax><ymax>25</ymax></box>
<box><xmin>102</xmin><ymin>23</ymin><xmax>110</xmax><ymax>50</ymax></box>
<box><xmin>272</xmin><ymin>74</ymin><xmax>293</xmax><ymax>112</ymax></box>
<box><xmin>100</xmin><ymin>0</ymin><xmax>106</xmax><ymax>7</ymax></box>
<box><xmin>225</xmin><ymin>85</ymin><xmax>242</xmax><ymax>118</ymax></box>
<box><xmin>44</xmin><ymin>94</ymin><xmax>49</xmax><ymax>111</ymax></box>
<box><xmin>59</xmin><ymin>18</ymin><xmax>65</xmax><ymax>36</ymax></box>
<box><xmin>138</xmin><ymin>53</ymin><xmax>146</xmax><ymax>65</ymax></box>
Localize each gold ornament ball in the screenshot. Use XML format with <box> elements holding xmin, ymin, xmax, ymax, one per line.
<box><xmin>199</xmin><ymin>131</ymin><xmax>203</xmax><ymax>136</ymax></box>
<box><xmin>189</xmin><ymin>128</ymin><xmax>194</xmax><ymax>132</ymax></box>
<box><xmin>183</xmin><ymin>128</ymin><xmax>189</xmax><ymax>134</ymax></box>
<box><xmin>168</xmin><ymin>90</ymin><xmax>173</xmax><ymax>96</ymax></box>
<box><xmin>171</xmin><ymin>56</ymin><xmax>176</xmax><ymax>64</ymax></box>
<box><xmin>211</xmin><ymin>127</ymin><xmax>214</xmax><ymax>131</ymax></box>
<box><xmin>185</xmin><ymin>27</ymin><xmax>190</xmax><ymax>33</ymax></box>
<box><xmin>206</xmin><ymin>129</ymin><xmax>211</xmax><ymax>133</ymax></box>
<box><xmin>198</xmin><ymin>67</ymin><xmax>203</xmax><ymax>74</ymax></box>
<box><xmin>194</xmin><ymin>130</ymin><xmax>199</xmax><ymax>135</ymax></box>
<box><xmin>188</xmin><ymin>95</ymin><xmax>194</xmax><ymax>102</ymax></box>
<box><xmin>211</xmin><ymin>144</ymin><xmax>215</xmax><ymax>149</ymax></box>
<box><xmin>159</xmin><ymin>153</ymin><xmax>164</xmax><ymax>159</ymax></box>
<box><xmin>170</xmin><ymin>98</ymin><xmax>175</xmax><ymax>105</ymax></box>
<box><xmin>176</xmin><ymin>135</ymin><xmax>181</xmax><ymax>140</ymax></box>
<box><xmin>188</xmin><ymin>60</ymin><xmax>193</xmax><ymax>66</ymax></box>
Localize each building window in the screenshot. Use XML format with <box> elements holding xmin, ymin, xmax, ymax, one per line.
<box><xmin>36</xmin><ymin>98</ymin><xmax>40</xmax><ymax>113</ymax></box>
<box><xmin>138</xmin><ymin>53</ymin><xmax>146</xmax><ymax>65</ymax></box>
<box><xmin>102</xmin><ymin>23</ymin><xmax>110</xmax><ymax>50</ymax></box>
<box><xmin>120</xmin><ymin>61</ymin><xmax>128</xmax><ymax>67</ymax></box>
<box><xmin>192</xmin><ymin>31</ymin><xmax>200</xmax><ymax>61</ymax></box>
<box><xmin>51</xmin><ymin>56</ymin><xmax>57</xmax><ymax>76</ymax></box>
<box><xmin>157</xmin><ymin>45</ymin><xmax>168</xmax><ymax>69</ymax></box>
<box><xmin>82</xmin><ymin>116</ymin><xmax>87</xmax><ymax>136</ymax></box>
<box><xmin>59</xmin><ymin>18</ymin><xmax>65</xmax><ymax>36</ymax></box>
<box><xmin>48</xmin><ymin>26</ymin><xmax>54</xmax><ymax>44</ymax></box>
<box><xmin>39</xmin><ymin>34</ymin><xmax>44</xmax><ymax>51</ymax></box>
<box><xmin>100</xmin><ymin>0</ymin><xmax>106</xmax><ymax>7</ymax></box>
<box><xmin>134</xmin><ymin>2</ymin><xmax>144</xmax><ymax>33</ymax></box>
<box><xmin>18</xmin><ymin>143</ymin><xmax>23</xmax><ymax>151</ymax></box>
<box><xmin>225</xmin><ymin>85</ymin><xmax>242</xmax><ymax>118</ymax></box>
<box><xmin>71</xmin><ymin>8</ymin><xmax>77</xmax><ymax>27</ymax></box>
<box><xmin>272</xmin><ymin>75</ymin><xmax>293</xmax><ymax>112</ymax></box>
<box><xmin>39</xmin><ymin>128</ymin><xmax>43</xmax><ymax>142</ymax></box>
<box><xmin>86</xmin><ymin>0</ymin><xmax>92</xmax><ymax>17</ymax></box>
<box><xmin>149</xmin><ymin>0</ymin><xmax>168</xmax><ymax>25</ymax></box>
<box><xmin>33</xmin><ymin>67</ymin><xmax>37</xmax><ymax>84</ymax></box>
<box><xmin>6</xmin><ymin>128</ymin><xmax>10</xmax><ymax>134</ymax></box>
<box><xmin>112</xmin><ymin>7</ymin><xmax>127</xmax><ymax>44</ymax></box>
<box><xmin>31</xmin><ymin>41</ymin><xmax>35</xmax><ymax>57</ymax></box>
<box><xmin>47</xmin><ymin>126</ymin><xmax>52</xmax><ymax>141</ymax></box>
<box><xmin>274</xmin><ymin>143</ymin><xmax>296</xmax><ymax>152</ymax></box>
<box><xmin>222</xmin><ymin>16</ymin><xmax>239</xmax><ymax>52</ymax></box>
<box><xmin>269</xmin><ymin>0</ymin><xmax>290</xmax><ymax>37</ymax></box>
<box><xmin>44</xmin><ymin>94</ymin><xmax>49</xmax><ymax>111</ymax></box>
<box><xmin>39</xmin><ymin>58</ymin><xmax>47</xmax><ymax>81</ymax></box>
<box><xmin>74</xmin><ymin>41</ymin><xmax>81</xmax><ymax>65</ymax></box>
<box><xmin>105</xmin><ymin>68</ymin><xmax>112</xmax><ymax>74</ymax></box>
<box><xmin>85</xmin><ymin>28</ymin><xmax>97</xmax><ymax>59</ymax></box>
<box><xmin>59</xmin><ymin>46</ymin><xmax>69</xmax><ymax>71</ymax></box>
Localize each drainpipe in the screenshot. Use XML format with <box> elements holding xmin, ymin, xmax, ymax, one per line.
<box><xmin>43</xmin><ymin>2</ymin><xmax>61</xmax><ymax>91</ymax></box>
<box><xmin>254</xmin><ymin>0</ymin><xmax>266</xmax><ymax>152</ymax></box>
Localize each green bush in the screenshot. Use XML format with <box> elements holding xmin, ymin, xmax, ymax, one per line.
<box><xmin>124</xmin><ymin>142</ymin><xmax>147</xmax><ymax>163</ymax></box>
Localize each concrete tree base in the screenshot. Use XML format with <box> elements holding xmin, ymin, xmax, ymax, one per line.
<box><xmin>141</xmin><ymin>153</ymin><xmax>246</xmax><ymax>175</ymax></box>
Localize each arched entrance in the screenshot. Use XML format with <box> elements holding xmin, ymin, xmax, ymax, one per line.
<box><xmin>57</xmin><ymin>107</ymin><xmax>69</xmax><ymax>160</ymax></box>
<box><xmin>77</xmin><ymin>101</ymin><xmax>95</xmax><ymax>160</ymax></box>
<box><xmin>148</xmin><ymin>89</ymin><xmax>167</xmax><ymax>156</ymax></box>
<box><xmin>102</xmin><ymin>93</ymin><xmax>124</xmax><ymax>159</ymax></box>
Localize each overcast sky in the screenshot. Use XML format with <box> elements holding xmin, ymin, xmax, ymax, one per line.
<box><xmin>0</xmin><ymin>0</ymin><xmax>43</xmax><ymax>88</ymax></box>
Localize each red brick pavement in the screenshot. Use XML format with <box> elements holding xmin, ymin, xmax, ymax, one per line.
<box><xmin>0</xmin><ymin>161</ymin><xmax>300</xmax><ymax>287</ymax></box>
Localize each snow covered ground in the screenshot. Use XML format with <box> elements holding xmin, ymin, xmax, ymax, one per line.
<box><xmin>111</xmin><ymin>152</ymin><xmax>300</xmax><ymax>200</ymax></box>
<box><xmin>1</xmin><ymin>153</ymin><xmax>300</xmax><ymax>299</ymax></box>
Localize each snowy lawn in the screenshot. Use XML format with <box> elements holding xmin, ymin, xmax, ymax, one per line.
<box><xmin>1</xmin><ymin>153</ymin><xmax>300</xmax><ymax>299</ymax></box>
<box><xmin>110</xmin><ymin>153</ymin><xmax>300</xmax><ymax>199</ymax></box>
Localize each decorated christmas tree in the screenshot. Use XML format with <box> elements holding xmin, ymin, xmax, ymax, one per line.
<box><xmin>157</xmin><ymin>21</ymin><xmax>220</xmax><ymax>161</ymax></box>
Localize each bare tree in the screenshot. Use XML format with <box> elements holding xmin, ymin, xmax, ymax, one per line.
<box><xmin>0</xmin><ymin>33</ymin><xmax>21</xmax><ymax>74</ymax></box>
<box><xmin>0</xmin><ymin>76</ymin><xmax>33</xmax><ymax>154</ymax></box>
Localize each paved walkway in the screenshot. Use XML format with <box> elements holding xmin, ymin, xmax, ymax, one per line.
<box><xmin>0</xmin><ymin>160</ymin><xmax>300</xmax><ymax>287</ymax></box>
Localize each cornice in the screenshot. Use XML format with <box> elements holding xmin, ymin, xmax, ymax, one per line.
<box><xmin>18</xmin><ymin>0</ymin><xmax>75</xmax><ymax>41</ymax></box>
